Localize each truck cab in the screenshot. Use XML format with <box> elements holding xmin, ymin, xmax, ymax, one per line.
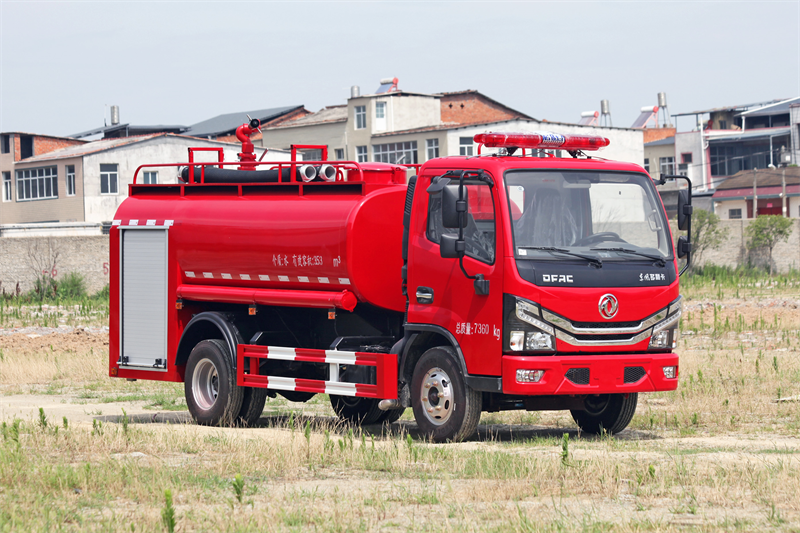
<box><xmin>399</xmin><ymin>132</ymin><xmax>685</xmax><ymax>440</ymax></box>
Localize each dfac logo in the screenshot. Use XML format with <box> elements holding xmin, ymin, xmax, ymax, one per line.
<box><xmin>598</xmin><ymin>294</ymin><xmax>619</xmax><ymax>320</ymax></box>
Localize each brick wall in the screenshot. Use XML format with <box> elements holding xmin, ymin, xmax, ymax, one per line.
<box><xmin>643</xmin><ymin>128</ymin><xmax>676</xmax><ymax>144</ymax></box>
<box><xmin>33</xmin><ymin>136</ymin><xmax>84</xmax><ymax>158</ymax></box>
<box><xmin>0</xmin><ymin>236</ymin><xmax>109</xmax><ymax>295</ymax></box>
<box><xmin>440</xmin><ymin>92</ymin><xmax>523</xmax><ymax>125</ymax></box>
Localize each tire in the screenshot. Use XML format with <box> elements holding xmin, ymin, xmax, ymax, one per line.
<box><xmin>236</xmin><ymin>387</ymin><xmax>268</xmax><ymax>427</ymax></box>
<box><xmin>376</xmin><ymin>407</ymin><xmax>405</xmax><ymax>425</ymax></box>
<box><xmin>330</xmin><ymin>396</ymin><xmax>384</xmax><ymax>425</ymax></box>
<box><xmin>184</xmin><ymin>339</ymin><xmax>244</xmax><ymax>426</ymax></box>
<box><xmin>571</xmin><ymin>393</ymin><xmax>638</xmax><ymax>435</ymax></box>
<box><xmin>411</xmin><ymin>346</ymin><xmax>481</xmax><ymax>442</ymax></box>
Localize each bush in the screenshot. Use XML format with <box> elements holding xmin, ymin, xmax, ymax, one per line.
<box><xmin>56</xmin><ymin>272</ymin><xmax>87</xmax><ymax>299</ymax></box>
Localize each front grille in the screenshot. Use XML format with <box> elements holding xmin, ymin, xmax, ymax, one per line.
<box><xmin>571</xmin><ymin>320</ymin><xmax>641</xmax><ymax>329</ymax></box>
<box><xmin>565</xmin><ymin>367</ymin><xmax>590</xmax><ymax>385</ymax></box>
<box><xmin>624</xmin><ymin>366</ymin><xmax>646</xmax><ymax>384</ymax></box>
<box><xmin>570</xmin><ymin>333</ymin><xmax>638</xmax><ymax>342</ymax></box>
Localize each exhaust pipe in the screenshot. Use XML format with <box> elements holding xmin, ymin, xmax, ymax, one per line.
<box><xmin>297</xmin><ymin>164</ymin><xmax>317</xmax><ymax>182</ymax></box>
<box><xmin>378</xmin><ymin>399</ymin><xmax>403</xmax><ymax>411</ymax></box>
<box><xmin>316</xmin><ymin>164</ymin><xmax>336</xmax><ymax>182</ymax></box>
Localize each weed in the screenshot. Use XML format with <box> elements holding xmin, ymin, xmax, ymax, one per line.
<box><xmin>161</xmin><ymin>489</ymin><xmax>176</xmax><ymax>533</ymax></box>
<box><xmin>38</xmin><ymin>407</ymin><xmax>47</xmax><ymax>429</ymax></box>
<box><xmin>231</xmin><ymin>474</ymin><xmax>244</xmax><ymax>504</ymax></box>
<box><xmin>560</xmin><ymin>433</ymin><xmax>569</xmax><ymax>466</ymax></box>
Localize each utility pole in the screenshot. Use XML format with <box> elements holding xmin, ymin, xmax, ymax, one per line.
<box><xmin>753</xmin><ymin>169</ymin><xmax>758</xmax><ymax>218</ymax></box>
<box><xmin>782</xmin><ymin>167</ymin><xmax>787</xmax><ymax>217</ymax></box>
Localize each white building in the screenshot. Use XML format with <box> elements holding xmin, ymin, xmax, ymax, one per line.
<box><xmin>4</xmin><ymin>134</ymin><xmax>290</xmax><ymax>233</ymax></box>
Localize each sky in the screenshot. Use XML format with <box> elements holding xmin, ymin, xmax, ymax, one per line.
<box><xmin>1</xmin><ymin>1</ymin><xmax>798</xmax><ymax>138</ymax></box>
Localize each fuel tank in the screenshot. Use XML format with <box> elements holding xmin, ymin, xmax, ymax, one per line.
<box><xmin>113</xmin><ymin>179</ymin><xmax>408</xmax><ymax>313</ymax></box>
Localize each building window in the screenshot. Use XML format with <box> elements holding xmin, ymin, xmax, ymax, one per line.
<box><xmin>376</xmin><ymin>102</ymin><xmax>386</xmax><ymax>119</ymax></box>
<box><xmin>19</xmin><ymin>135</ymin><xmax>33</xmax><ymax>159</ymax></box>
<box><xmin>426</xmin><ymin>139</ymin><xmax>439</xmax><ymax>160</ymax></box>
<box><xmin>335</xmin><ymin>148</ymin><xmax>345</xmax><ymax>160</ymax></box>
<box><xmin>729</xmin><ymin>208</ymin><xmax>742</xmax><ymax>220</ymax></box>
<box><xmin>66</xmin><ymin>165</ymin><xmax>76</xmax><ymax>196</ymax></box>
<box><xmin>2</xmin><ymin>172</ymin><xmax>11</xmax><ymax>201</ymax></box>
<box><xmin>355</xmin><ymin>106</ymin><xmax>366</xmax><ymax>129</ymax></box>
<box><xmin>719</xmin><ymin>120</ymin><xmax>727</xmax><ymax>130</ymax></box>
<box><xmin>356</xmin><ymin>146</ymin><xmax>368</xmax><ymax>163</ymax></box>
<box><xmin>459</xmin><ymin>137</ymin><xmax>473</xmax><ymax>156</ymax></box>
<box><xmin>1</xmin><ymin>134</ymin><xmax>10</xmax><ymax>154</ymax></box>
<box><xmin>301</xmin><ymin>149</ymin><xmax>322</xmax><ymax>162</ymax></box>
<box><xmin>644</xmin><ymin>158</ymin><xmax>650</xmax><ymax>173</ymax></box>
<box><xmin>100</xmin><ymin>164</ymin><xmax>118</xmax><ymax>194</ymax></box>
<box><xmin>659</xmin><ymin>156</ymin><xmax>675</xmax><ymax>176</ymax></box>
<box><xmin>15</xmin><ymin>166</ymin><xmax>58</xmax><ymax>201</ymax></box>
<box><xmin>373</xmin><ymin>141</ymin><xmax>418</xmax><ymax>165</ymax></box>
<box><xmin>142</xmin><ymin>171</ymin><xmax>158</xmax><ymax>184</ymax></box>
<box><xmin>682</xmin><ymin>153</ymin><xmax>693</xmax><ymax>164</ymax></box>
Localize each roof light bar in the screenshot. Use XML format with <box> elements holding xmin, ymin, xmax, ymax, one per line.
<box><xmin>473</xmin><ymin>132</ymin><xmax>611</xmax><ymax>152</ymax></box>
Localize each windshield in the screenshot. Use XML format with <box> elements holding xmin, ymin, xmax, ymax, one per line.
<box><xmin>506</xmin><ymin>170</ymin><xmax>672</xmax><ymax>261</ymax></box>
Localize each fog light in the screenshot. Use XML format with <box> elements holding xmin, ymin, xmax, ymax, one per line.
<box><xmin>517</xmin><ymin>369</ymin><xmax>545</xmax><ymax>383</ymax></box>
<box><xmin>526</xmin><ymin>331</ymin><xmax>553</xmax><ymax>350</ymax></box>
<box><xmin>663</xmin><ymin>366</ymin><xmax>677</xmax><ymax>379</ymax></box>
<box><xmin>649</xmin><ymin>329</ymin><xmax>670</xmax><ymax>349</ymax></box>
<box><xmin>510</xmin><ymin>331</ymin><xmax>525</xmax><ymax>351</ymax></box>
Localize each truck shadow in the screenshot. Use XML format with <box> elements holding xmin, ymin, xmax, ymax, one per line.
<box><xmin>97</xmin><ymin>412</ymin><xmax>659</xmax><ymax>442</ymax></box>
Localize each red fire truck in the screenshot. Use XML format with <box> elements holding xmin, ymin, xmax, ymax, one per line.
<box><xmin>109</xmin><ymin>120</ymin><xmax>692</xmax><ymax>442</ymax></box>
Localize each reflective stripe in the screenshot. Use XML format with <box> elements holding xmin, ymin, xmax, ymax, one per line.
<box><xmin>325</xmin><ymin>381</ymin><xmax>358</xmax><ymax>396</ymax></box>
<box><xmin>266</xmin><ymin>376</ymin><xmax>296</xmax><ymax>391</ymax></box>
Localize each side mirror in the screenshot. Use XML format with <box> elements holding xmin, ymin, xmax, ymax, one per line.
<box><xmin>677</xmin><ymin>189</ymin><xmax>693</xmax><ymax>231</ymax></box>
<box><xmin>677</xmin><ymin>236</ymin><xmax>692</xmax><ymax>258</ymax></box>
<box><xmin>442</xmin><ymin>184</ymin><xmax>468</xmax><ymax>229</ymax></box>
<box><xmin>440</xmin><ymin>234</ymin><xmax>465</xmax><ymax>258</ymax></box>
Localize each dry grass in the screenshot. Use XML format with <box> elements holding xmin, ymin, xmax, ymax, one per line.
<box><xmin>2</xmin><ymin>277</ymin><xmax>800</xmax><ymax>531</ymax></box>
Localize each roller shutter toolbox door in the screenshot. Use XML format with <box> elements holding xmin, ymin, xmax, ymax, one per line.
<box><xmin>121</xmin><ymin>229</ymin><xmax>168</xmax><ymax>370</ymax></box>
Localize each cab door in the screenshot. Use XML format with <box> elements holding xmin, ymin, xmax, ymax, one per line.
<box><xmin>407</xmin><ymin>172</ymin><xmax>504</xmax><ymax>376</ymax></box>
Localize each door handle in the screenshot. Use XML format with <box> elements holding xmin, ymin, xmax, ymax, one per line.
<box><xmin>416</xmin><ymin>286</ymin><xmax>434</xmax><ymax>304</ymax></box>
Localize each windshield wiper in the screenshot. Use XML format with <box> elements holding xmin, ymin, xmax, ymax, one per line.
<box><xmin>521</xmin><ymin>246</ymin><xmax>603</xmax><ymax>268</ymax></box>
<box><xmin>591</xmin><ymin>247</ymin><xmax>666</xmax><ymax>267</ymax></box>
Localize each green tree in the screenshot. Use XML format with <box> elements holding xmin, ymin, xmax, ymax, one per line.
<box><xmin>690</xmin><ymin>209</ymin><xmax>727</xmax><ymax>269</ymax></box>
<box><xmin>745</xmin><ymin>215</ymin><xmax>794</xmax><ymax>275</ymax></box>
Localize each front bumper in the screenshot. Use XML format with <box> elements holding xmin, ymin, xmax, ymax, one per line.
<box><xmin>502</xmin><ymin>353</ymin><xmax>678</xmax><ymax>395</ymax></box>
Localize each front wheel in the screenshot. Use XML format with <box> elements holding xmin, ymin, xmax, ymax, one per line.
<box><xmin>570</xmin><ymin>393</ymin><xmax>638</xmax><ymax>434</ymax></box>
<box><xmin>184</xmin><ymin>339</ymin><xmax>244</xmax><ymax>426</ymax></box>
<box><xmin>411</xmin><ymin>346</ymin><xmax>481</xmax><ymax>442</ymax></box>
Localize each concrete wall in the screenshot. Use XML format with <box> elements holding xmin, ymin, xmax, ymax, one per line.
<box><xmin>258</xmin><ymin>121</ymin><xmax>347</xmax><ymax>156</ymax></box>
<box><xmin>0</xmin><ymin>236</ymin><xmax>109</xmax><ymax>295</ymax></box>
<box><xmin>644</xmin><ymin>142</ymin><xmax>676</xmax><ymax>181</ymax></box>
<box><xmin>696</xmin><ymin>218</ymin><xmax>800</xmax><ymax>273</ymax></box>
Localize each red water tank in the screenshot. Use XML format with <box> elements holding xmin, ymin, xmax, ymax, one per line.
<box><xmin>113</xmin><ymin>180</ymin><xmax>408</xmax><ymax>313</ymax></box>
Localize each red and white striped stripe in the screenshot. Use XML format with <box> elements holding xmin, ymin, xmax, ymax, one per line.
<box><xmin>185</xmin><ymin>271</ymin><xmax>350</xmax><ymax>286</ymax></box>
<box><xmin>237</xmin><ymin>344</ymin><xmax>396</xmax><ymax>399</ymax></box>
<box><xmin>112</xmin><ymin>219</ymin><xmax>174</xmax><ymax>227</ymax></box>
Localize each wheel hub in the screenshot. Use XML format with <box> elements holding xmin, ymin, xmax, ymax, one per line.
<box><xmin>192</xmin><ymin>358</ymin><xmax>219</xmax><ymax>410</ymax></box>
<box><xmin>420</xmin><ymin>367</ymin><xmax>453</xmax><ymax>426</ymax></box>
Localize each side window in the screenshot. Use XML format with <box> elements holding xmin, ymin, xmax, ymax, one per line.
<box><xmin>427</xmin><ymin>180</ymin><xmax>495</xmax><ymax>264</ymax></box>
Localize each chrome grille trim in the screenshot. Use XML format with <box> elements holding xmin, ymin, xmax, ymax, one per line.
<box><xmin>542</xmin><ymin>308</ymin><xmax>668</xmax><ymax>335</ymax></box>
<box><xmin>555</xmin><ymin>328</ymin><xmax>652</xmax><ymax>346</ymax></box>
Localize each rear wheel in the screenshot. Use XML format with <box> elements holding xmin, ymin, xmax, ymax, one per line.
<box><xmin>411</xmin><ymin>346</ymin><xmax>481</xmax><ymax>442</ymax></box>
<box><xmin>236</xmin><ymin>387</ymin><xmax>268</xmax><ymax>427</ymax></box>
<box><xmin>185</xmin><ymin>339</ymin><xmax>244</xmax><ymax>426</ymax></box>
<box><xmin>330</xmin><ymin>396</ymin><xmax>384</xmax><ymax>424</ymax></box>
<box><xmin>570</xmin><ymin>393</ymin><xmax>638</xmax><ymax>434</ymax></box>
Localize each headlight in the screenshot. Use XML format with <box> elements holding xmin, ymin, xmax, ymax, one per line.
<box><xmin>505</xmin><ymin>295</ymin><xmax>556</xmax><ymax>353</ymax></box>
<box><xmin>649</xmin><ymin>307</ymin><xmax>681</xmax><ymax>350</ymax></box>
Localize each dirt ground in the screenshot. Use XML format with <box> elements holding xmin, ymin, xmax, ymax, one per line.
<box><xmin>2</xmin><ymin>294</ymin><xmax>800</xmax><ymax>532</ymax></box>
